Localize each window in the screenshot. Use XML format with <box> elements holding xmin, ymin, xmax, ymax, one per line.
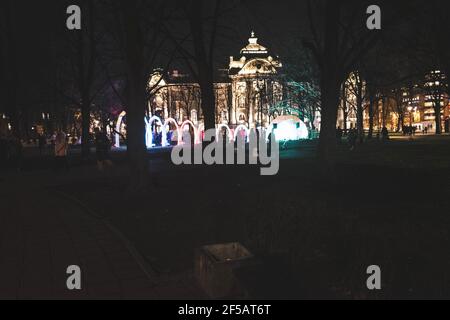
<box><xmin>191</xmin><ymin>109</ymin><xmax>198</xmax><ymax>123</ymax></box>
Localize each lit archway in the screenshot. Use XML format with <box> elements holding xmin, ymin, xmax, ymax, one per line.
<box><xmin>180</xmin><ymin>120</ymin><xmax>199</xmax><ymax>144</ymax></box>
<box><xmin>217</xmin><ymin>123</ymin><xmax>234</xmax><ymax>141</ymax></box>
<box><xmin>114</xmin><ymin>111</ymin><xmax>127</xmax><ymax>148</ymax></box>
<box><xmin>197</xmin><ymin>123</ymin><xmax>205</xmax><ymax>143</ymax></box>
<box><xmin>233</xmin><ymin>124</ymin><xmax>249</xmax><ymax>142</ymax></box>
<box><xmin>162</xmin><ymin>117</ymin><xmax>179</xmax><ymax>147</ymax></box>
<box><xmin>145</xmin><ymin>116</ymin><xmax>164</xmax><ymax>148</ymax></box>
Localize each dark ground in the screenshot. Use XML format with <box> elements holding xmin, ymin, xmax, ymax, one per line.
<box><xmin>2</xmin><ymin>135</ymin><xmax>450</xmax><ymax>299</ymax></box>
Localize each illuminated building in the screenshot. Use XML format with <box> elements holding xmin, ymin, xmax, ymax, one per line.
<box><xmin>338</xmin><ymin>71</ymin><xmax>450</xmax><ymax>133</ymax></box>
<box><xmin>146</xmin><ymin>32</ymin><xmax>285</xmax><ymax>130</ymax></box>
<box><xmin>112</xmin><ymin>32</ymin><xmax>308</xmax><ymax>148</ymax></box>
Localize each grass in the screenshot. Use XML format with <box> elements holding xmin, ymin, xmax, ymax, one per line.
<box><xmin>58</xmin><ymin>136</ymin><xmax>450</xmax><ymax>299</ymax></box>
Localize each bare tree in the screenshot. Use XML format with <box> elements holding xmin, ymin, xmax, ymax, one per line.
<box><xmin>182</xmin><ymin>0</ymin><xmax>221</xmax><ymax>130</ymax></box>
<box><xmin>423</xmin><ymin>71</ymin><xmax>448</xmax><ymax>134</ymax></box>
<box><xmin>391</xmin><ymin>88</ymin><xmax>406</xmax><ymax>132</ymax></box>
<box><xmin>283</xmin><ymin>44</ymin><xmax>321</xmax><ymax>130</ymax></box>
<box><xmin>421</xmin><ymin>0</ymin><xmax>450</xmax><ymax>91</ymax></box>
<box><xmin>106</xmin><ymin>0</ymin><xmax>173</xmax><ymax>190</ymax></box>
<box><xmin>178</xmin><ymin>84</ymin><xmax>200</xmax><ymax>121</ymax></box>
<box><xmin>405</xmin><ymin>0</ymin><xmax>450</xmax><ymax>133</ymax></box>
<box><xmin>77</xmin><ymin>1</ymin><xmax>98</xmax><ymax>158</ymax></box>
<box><xmin>1</xmin><ymin>1</ymin><xmax>20</xmax><ymax>138</ymax></box>
<box><xmin>52</xmin><ymin>0</ymin><xmax>105</xmax><ymax>158</ymax></box>
<box><xmin>345</xmin><ymin>71</ymin><xmax>368</xmax><ymax>142</ymax></box>
<box><xmin>304</xmin><ymin>0</ymin><xmax>398</xmax><ymax>165</ymax></box>
<box><xmin>165</xmin><ymin>0</ymin><xmax>238</xmax><ymax>131</ymax></box>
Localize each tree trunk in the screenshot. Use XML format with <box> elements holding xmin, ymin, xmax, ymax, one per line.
<box><xmin>342</xmin><ymin>84</ymin><xmax>348</xmax><ymax>134</ymax></box>
<box><xmin>79</xmin><ymin>0</ymin><xmax>95</xmax><ymax>159</ymax></box>
<box><xmin>3</xmin><ymin>0</ymin><xmax>21</xmax><ymax>139</ymax></box>
<box><xmin>127</xmin><ymin>77</ymin><xmax>147</xmax><ymax>190</ymax></box>
<box><xmin>120</xmin><ymin>1</ymin><xmax>148</xmax><ymax>191</ymax></box>
<box><xmin>368</xmin><ymin>96</ymin><xmax>375</xmax><ymax>139</ymax></box>
<box><xmin>318</xmin><ymin>79</ymin><xmax>340</xmax><ymax>162</ymax></box>
<box><xmin>434</xmin><ymin>100</ymin><xmax>442</xmax><ymax>134</ymax></box>
<box><xmin>81</xmin><ymin>93</ymin><xmax>91</xmax><ymax>158</ymax></box>
<box><xmin>397</xmin><ymin>112</ymin><xmax>404</xmax><ymax>132</ymax></box>
<box><xmin>188</xmin><ymin>0</ymin><xmax>216</xmax><ymax>130</ymax></box>
<box><xmin>198</xmin><ymin>76</ymin><xmax>216</xmax><ymax>130</ymax></box>
<box><xmin>381</xmin><ymin>97</ymin><xmax>387</xmax><ymax>128</ymax></box>
<box><xmin>317</xmin><ymin>1</ymin><xmax>341</xmax><ymax>166</ymax></box>
<box><xmin>356</xmin><ymin>85</ymin><xmax>364</xmax><ymax>143</ymax></box>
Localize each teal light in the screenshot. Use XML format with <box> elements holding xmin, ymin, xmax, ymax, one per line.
<box><xmin>271</xmin><ymin>117</ymin><xmax>309</xmax><ymax>142</ymax></box>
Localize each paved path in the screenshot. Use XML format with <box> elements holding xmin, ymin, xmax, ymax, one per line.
<box><xmin>0</xmin><ymin>168</ymin><xmax>205</xmax><ymax>299</ymax></box>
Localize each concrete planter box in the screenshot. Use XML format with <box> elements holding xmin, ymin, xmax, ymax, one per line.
<box><xmin>195</xmin><ymin>242</ymin><xmax>254</xmax><ymax>299</ymax></box>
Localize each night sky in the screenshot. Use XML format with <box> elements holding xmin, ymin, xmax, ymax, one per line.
<box><xmin>2</xmin><ymin>0</ymin><xmax>428</xmax><ymax>110</ymax></box>
<box><xmin>8</xmin><ymin>0</ymin><xmax>304</xmax><ymax>81</ymax></box>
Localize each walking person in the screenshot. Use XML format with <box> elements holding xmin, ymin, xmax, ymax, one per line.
<box><xmin>171</xmin><ymin>129</ymin><xmax>178</xmax><ymax>146</ymax></box>
<box><xmin>38</xmin><ymin>133</ymin><xmax>46</xmax><ymax>155</ymax></box>
<box><xmin>348</xmin><ymin>128</ymin><xmax>357</xmax><ymax>151</ymax></box>
<box><xmin>381</xmin><ymin>127</ymin><xmax>389</xmax><ymax>142</ymax></box>
<box><xmin>54</xmin><ymin>130</ymin><xmax>68</xmax><ymax>172</ymax></box>
<box><xmin>336</xmin><ymin>126</ymin><xmax>343</xmax><ymax>144</ymax></box>
<box><xmin>95</xmin><ymin>128</ymin><xmax>113</xmax><ymax>171</ymax></box>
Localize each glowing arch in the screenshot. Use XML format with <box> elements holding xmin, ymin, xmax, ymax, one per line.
<box><xmin>145</xmin><ymin>116</ymin><xmax>164</xmax><ymax>148</ymax></box>
<box><xmin>233</xmin><ymin>124</ymin><xmax>250</xmax><ymax>142</ymax></box>
<box><xmin>180</xmin><ymin>120</ymin><xmax>199</xmax><ymax>144</ymax></box>
<box><xmin>197</xmin><ymin>123</ymin><xmax>205</xmax><ymax>143</ymax></box>
<box><xmin>162</xmin><ymin>118</ymin><xmax>179</xmax><ymax>147</ymax></box>
<box><xmin>114</xmin><ymin>111</ymin><xmax>127</xmax><ymax>148</ymax></box>
<box><xmin>217</xmin><ymin>124</ymin><xmax>234</xmax><ymax>141</ymax></box>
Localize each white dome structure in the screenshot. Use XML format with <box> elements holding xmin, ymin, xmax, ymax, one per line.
<box><xmin>268</xmin><ymin>115</ymin><xmax>309</xmax><ymax>141</ymax></box>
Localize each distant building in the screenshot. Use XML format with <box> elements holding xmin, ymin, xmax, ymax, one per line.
<box><xmin>147</xmin><ymin>32</ymin><xmax>285</xmax><ymax>129</ymax></box>
<box><xmin>338</xmin><ymin>70</ymin><xmax>450</xmax><ymax>133</ymax></box>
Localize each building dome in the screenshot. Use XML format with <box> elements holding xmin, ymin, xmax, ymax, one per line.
<box><xmin>229</xmin><ymin>31</ymin><xmax>282</xmax><ymax>76</ymax></box>
<box><xmin>240</xmin><ymin>32</ymin><xmax>268</xmax><ymax>55</ymax></box>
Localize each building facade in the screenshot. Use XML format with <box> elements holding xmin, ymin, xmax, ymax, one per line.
<box><xmin>147</xmin><ymin>32</ymin><xmax>285</xmax><ymax>130</ymax></box>
<box><xmin>338</xmin><ymin>71</ymin><xmax>450</xmax><ymax>133</ymax></box>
